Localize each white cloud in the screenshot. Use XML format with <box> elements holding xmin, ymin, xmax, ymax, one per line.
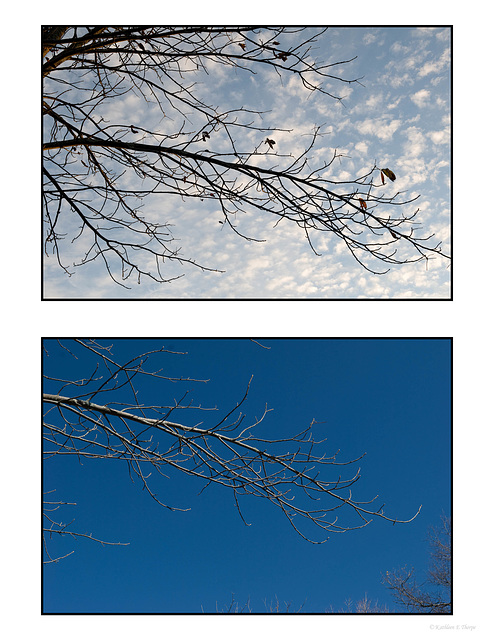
<box><xmin>364</xmin><ymin>93</ymin><xmax>383</xmax><ymax>110</ymax></box>
<box><xmin>418</xmin><ymin>47</ymin><xmax>451</xmax><ymax>78</ymax></box>
<box><xmin>386</xmin><ymin>97</ymin><xmax>402</xmax><ymax>110</ymax></box>
<box><xmin>410</xmin><ymin>89</ymin><xmax>431</xmax><ymax>108</ymax></box>
<box><xmin>355</xmin><ymin>117</ymin><xmax>402</xmax><ymax>141</ymax></box>
<box><xmin>387</xmin><ymin>72</ymin><xmax>413</xmax><ymax>89</ymax></box>
<box><xmin>428</xmin><ymin>129</ymin><xmax>450</xmax><ymax>145</ymax></box>
<box><xmin>403</xmin><ymin>126</ymin><xmax>426</xmax><ymax>157</ymax></box>
<box><xmin>363</xmin><ymin>33</ymin><xmax>377</xmax><ymax>46</ymax></box>
<box><xmin>419</xmin><ymin>61</ymin><xmax>442</xmax><ymax>78</ymax></box>
<box><xmin>354</xmin><ymin>141</ymin><xmax>368</xmax><ymax>155</ymax></box>
<box><xmin>390</xmin><ymin>41</ymin><xmax>409</xmax><ymax>55</ymax></box>
<box><xmin>436</xmin><ymin>29</ymin><xmax>451</xmax><ymax>42</ymax></box>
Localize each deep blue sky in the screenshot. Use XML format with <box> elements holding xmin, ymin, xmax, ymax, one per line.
<box><xmin>43</xmin><ymin>338</ymin><xmax>451</xmax><ymax>613</ymax></box>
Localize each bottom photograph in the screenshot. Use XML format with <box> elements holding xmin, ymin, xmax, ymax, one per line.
<box><xmin>42</xmin><ymin>338</ymin><xmax>452</xmax><ymax>614</ymax></box>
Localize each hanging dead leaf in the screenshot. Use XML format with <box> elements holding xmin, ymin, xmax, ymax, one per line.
<box><xmin>238</xmin><ymin>42</ymin><xmax>246</xmax><ymax>50</ymax></box>
<box><xmin>265</xmin><ymin>138</ymin><xmax>276</xmax><ymax>149</ymax></box>
<box><xmin>380</xmin><ymin>171</ymin><xmax>385</xmax><ymax>185</ymax></box>
<box><xmin>382</xmin><ymin>168</ymin><xmax>396</xmax><ymax>182</ymax></box>
<box><xmin>358</xmin><ymin>198</ymin><xmax>367</xmax><ymax>210</ymax></box>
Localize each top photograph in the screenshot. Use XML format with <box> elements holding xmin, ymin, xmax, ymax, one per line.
<box><xmin>42</xmin><ymin>26</ymin><xmax>452</xmax><ymax>300</ymax></box>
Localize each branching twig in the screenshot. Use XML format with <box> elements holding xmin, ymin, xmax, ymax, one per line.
<box><xmin>43</xmin><ymin>27</ymin><xmax>450</xmax><ymax>288</ymax></box>
<box><xmin>43</xmin><ymin>340</ymin><xmax>421</xmax><ymax>561</ymax></box>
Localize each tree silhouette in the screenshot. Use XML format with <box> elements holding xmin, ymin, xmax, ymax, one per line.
<box><xmin>382</xmin><ymin>514</ymin><xmax>451</xmax><ymax>613</ymax></box>
<box><xmin>43</xmin><ymin>339</ymin><xmax>421</xmax><ymax>563</ymax></box>
<box><xmin>43</xmin><ymin>27</ymin><xmax>450</xmax><ymax>290</ymax></box>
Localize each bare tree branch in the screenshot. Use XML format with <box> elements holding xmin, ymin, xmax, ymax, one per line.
<box><xmin>43</xmin><ymin>340</ymin><xmax>421</xmax><ymax>562</ymax></box>
<box><xmin>43</xmin><ymin>27</ymin><xmax>450</xmax><ymax>289</ymax></box>
<box><xmin>42</xmin><ymin>490</ymin><xmax>129</xmax><ymax>564</ymax></box>
<box><xmin>382</xmin><ymin>514</ymin><xmax>451</xmax><ymax>613</ymax></box>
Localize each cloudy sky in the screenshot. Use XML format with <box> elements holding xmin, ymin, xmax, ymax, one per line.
<box><xmin>43</xmin><ymin>27</ymin><xmax>451</xmax><ymax>299</ymax></box>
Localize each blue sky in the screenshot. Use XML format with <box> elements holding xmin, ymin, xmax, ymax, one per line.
<box><xmin>43</xmin><ymin>338</ymin><xmax>451</xmax><ymax>613</ymax></box>
<box><xmin>43</xmin><ymin>27</ymin><xmax>451</xmax><ymax>299</ymax></box>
